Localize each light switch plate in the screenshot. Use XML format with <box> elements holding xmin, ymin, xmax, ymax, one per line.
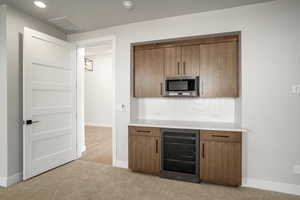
<box><xmin>117</xmin><ymin>104</ymin><xmax>127</xmax><ymax>112</ymax></box>
<box><xmin>292</xmin><ymin>84</ymin><xmax>300</xmax><ymax>94</ymax></box>
<box><xmin>293</xmin><ymin>165</ymin><xmax>300</xmax><ymax>174</ymax></box>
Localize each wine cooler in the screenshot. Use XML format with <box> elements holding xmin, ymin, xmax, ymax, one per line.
<box><xmin>160</xmin><ymin>128</ymin><xmax>200</xmax><ymax>183</ymax></box>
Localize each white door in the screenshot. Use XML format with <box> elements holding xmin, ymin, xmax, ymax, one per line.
<box><xmin>23</xmin><ymin>28</ymin><xmax>77</xmax><ymax>180</ymax></box>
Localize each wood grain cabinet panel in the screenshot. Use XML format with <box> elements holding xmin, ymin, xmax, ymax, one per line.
<box><xmin>164</xmin><ymin>47</ymin><xmax>181</xmax><ymax>77</ymax></box>
<box><xmin>164</xmin><ymin>45</ymin><xmax>200</xmax><ymax>77</ymax></box>
<box><xmin>128</xmin><ymin>126</ymin><xmax>160</xmax><ymax>174</ymax></box>
<box><xmin>134</xmin><ymin>48</ymin><xmax>164</xmax><ymax>97</ymax></box>
<box><xmin>199</xmin><ymin>41</ymin><xmax>239</xmax><ymax>97</ymax></box>
<box><xmin>181</xmin><ymin>45</ymin><xmax>200</xmax><ymax>76</ymax></box>
<box><xmin>200</xmin><ymin>131</ymin><xmax>242</xmax><ymax>186</ymax></box>
<box><xmin>133</xmin><ymin>35</ymin><xmax>239</xmax><ymax>98</ymax></box>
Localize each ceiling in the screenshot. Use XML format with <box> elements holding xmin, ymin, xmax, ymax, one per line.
<box><xmin>3</xmin><ymin>0</ymin><xmax>274</xmax><ymax>34</ymax></box>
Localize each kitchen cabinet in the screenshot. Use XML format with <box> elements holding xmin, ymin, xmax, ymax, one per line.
<box><xmin>181</xmin><ymin>45</ymin><xmax>200</xmax><ymax>76</ymax></box>
<box><xmin>200</xmin><ymin>131</ymin><xmax>242</xmax><ymax>186</ymax></box>
<box><xmin>133</xmin><ymin>34</ymin><xmax>240</xmax><ymax>98</ymax></box>
<box><xmin>128</xmin><ymin>125</ymin><xmax>243</xmax><ymax>186</ymax></box>
<box><xmin>134</xmin><ymin>48</ymin><xmax>164</xmax><ymax>97</ymax></box>
<box><xmin>164</xmin><ymin>47</ymin><xmax>181</xmax><ymax>76</ymax></box>
<box><xmin>128</xmin><ymin>126</ymin><xmax>160</xmax><ymax>174</ymax></box>
<box><xmin>164</xmin><ymin>45</ymin><xmax>200</xmax><ymax>77</ymax></box>
<box><xmin>199</xmin><ymin>41</ymin><xmax>239</xmax><ymax>97</ymax></box>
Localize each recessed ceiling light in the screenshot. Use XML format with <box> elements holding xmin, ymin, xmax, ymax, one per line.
<box><xmin>34</xmin><ymin>1</ymin><xmax>46</xmax><ymax>8</ymax></box>
<box><xmin>123</xmin><ymin>0</ymin><xmax>134</xmax><ymax>10</ymax></box>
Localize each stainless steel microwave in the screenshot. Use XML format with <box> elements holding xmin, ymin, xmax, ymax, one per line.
<box><xmin>164</xmin><ymin>76</ymin><xmax>199</xmax><ymax>97</ymax></box>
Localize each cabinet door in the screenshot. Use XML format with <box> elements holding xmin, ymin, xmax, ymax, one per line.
<box><xmin>200</xmin><ymin>141</ymin><xmax>241</xmax><ymax>186</ymax></box>
<box><xmin>134</xmin><ymin>48</ymin><xmax>164</xmax><ymax>97</ymax></box>
<box><xmin>200</xmin><ymin>41</ymin><xmax>239</xmax><ymax>97</ymax></box>
<box><xmin>181</xmin><ymin>45</ymin><xmax>200</xmax><ymax>76</ymax></box>
<box><xmin>129</xmin><ymin>135</ymin><xmax>160</xmax><ymax>174</ymax></box>
<box><xmin>164</xmin><ymin>47</ymin><xmax>181</xmax><ymax>77</ymax></box>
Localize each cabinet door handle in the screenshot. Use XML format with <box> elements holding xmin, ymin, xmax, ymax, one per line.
<box><xmin>183</xmin><ymin>61</ymin><xmax>186</xmax><ymax>75</ymax></box>
<box><xmin>136</xmin><ymin>130</ymin><xmax>151</xmax><ymax>133</ymax></box>
<box><xmin>202</xmin><ymin>143</ymin><xmax>205</xmax><ymax>159</ymax></box>
<box><xmin>155</xmin><ymin>139</ymin><xmax>158</xmax><ymax>154</ymax></box>
<box><xmin>160</xmin><ymin>83</ymin><xmax>163</xmax><ymax>96</ymax></box>
<box><xmin>212</xmin><ymin>135</ymin><xmax>229</xmax><ymax>138</ymax></box>
<box><xmin>201</xmin><ymin>80</ymin><xmax>204</xmax><ymax>96</ymax></box>
<box><xmin>177</xmin><ymin>62</ymin><xmax>180</xmax><ymax>75</ymax></box>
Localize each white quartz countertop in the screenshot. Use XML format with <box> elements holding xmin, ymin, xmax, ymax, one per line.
<box><xmin>129</xmin><ymin>119</ymin><xmax>247</xmax><ymax>132</ymax></box>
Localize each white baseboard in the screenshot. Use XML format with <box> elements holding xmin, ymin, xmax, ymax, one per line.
<box><xmin>243</xmin><ymin>178</ymin><xmax>300</xmax><ymax>196</ymax></box>
<box><xmin>0</xmin><ymin>176</ymin><xmax>5</xmax><ymax>187</ymax></box>
<box><xmin>82</xmin><ymin>145</ymin><xmax>86</xmax><ymax>152</ymax></box>
<box><xmin>0</xmin><ymin>172</ymin><xmax>22</xmax><ymax>187</ymax></box>
<box><xmin>114</xmin><ymin>160</ymin><xmax>128</xmax><ymax>169</ymax></box>
<box><xmin>85</xmin><ymin>123</ymin><xmax>112</xmax><ymax>128</ymax></box>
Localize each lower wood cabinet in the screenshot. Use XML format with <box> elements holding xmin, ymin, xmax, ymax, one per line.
<box><xmin>128</xmin><ymin>126</ymin><xmax>242</xmax><ymax>186</ymax></box>
<box><xmin>200</xmin><ymin>131</ymin><xmax>242</xmax><ymax>186</ymax></box>
<box><xmin>128</xmin><ymin>126</ymin><xmax>160</xmax><ymax>174</ymax></box>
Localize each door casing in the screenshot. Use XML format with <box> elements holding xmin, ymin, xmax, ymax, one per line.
<box><xmin>74</xmin><ymin>36</ymin><xmax>117</xmax><ymax>166</ymax></box>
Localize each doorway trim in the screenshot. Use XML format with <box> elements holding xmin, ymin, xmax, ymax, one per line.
<box><xmin>0</xmin><ymin>4</ymin><xmax>8</xmax><ymax>187</ymax></box>
<box><xmin>74</xmin><ymin>35</ymin><xmax>117</xmax><ymax>166</ymax></box>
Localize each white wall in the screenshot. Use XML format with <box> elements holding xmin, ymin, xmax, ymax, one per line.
<box><xmin>85</xmin><ymin>54</ymin><xmax>113</xmax><ymax>127</ymax></box>
<box><xmin>3</xmin><ymin>5</ymin><xmax>66</xmax><ymax>184</ymax></box>
<box><xmin>0</xmin><ymin>4</ymin><xmax>7</xmax><ymax>186</ymax></box>
<box><xmin>132</xmin><ymin>98</ymin><xmax>236</xmax><ymax>123</ymax></box>
<box><xmin>68</xmin><ymin>0</ymin><xmax>300</xmax><ymax>193</ymax></box>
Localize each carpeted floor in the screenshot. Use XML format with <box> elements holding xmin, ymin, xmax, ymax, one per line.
<box><xmin>81</xmin><ymin>126</ymin><xmax>112</xmax><ymax>165</ymax></box>
<box><xmin>0</xmin><ymin>160</ymin><xmax>299</xmax><ymax>200</ymax></box>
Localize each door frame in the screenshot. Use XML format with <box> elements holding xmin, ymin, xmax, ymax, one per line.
<box><xmin>74</xmin><ymin>35</ymin><xmax>117</xmax><ymax>166</ymax></box>
<box><xmin>0</xmin><ymin>4</ymin><xmax>8</xmax><ymax>187</ymax></box>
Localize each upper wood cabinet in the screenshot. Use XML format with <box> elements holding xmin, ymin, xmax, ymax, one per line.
<box><xmin>164</xmin><ymin>45</ymin><xmax>200</xmax><ymax>77</ymax></box>
<box><xmin>164</xmin><ymin>47</ymin><xmax>181</xmax><ymax>76</ymax></box>
<box><xmin>134</xmin><ymin>48</ymin><xmax>164</xmax><ymax>97</ymax></box>
<box><xmin>133</xmin><ymin>34</ymin><xmax>240</xmax><ymax>98</ymax></box>
<box><xmin>199</xmin><ymin>41</ymin><xmax>239</xmax><ymax>97</ymax></box>
<box><xmin>181</xmin><ymin>45</ymin><xmax>200</xmax><ymax>76</ymax></box>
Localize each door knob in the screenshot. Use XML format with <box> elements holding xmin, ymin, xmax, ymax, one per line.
<box><xmin>24</xmin><ymin>120</ymin><xmax>40</xmax><ymax>125</ymax></box>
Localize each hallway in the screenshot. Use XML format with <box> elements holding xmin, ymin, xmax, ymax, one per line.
<box><xmin>80</xmin><ymin>126</ymin><xmax>112</xmax><ymax>165</ymax></box>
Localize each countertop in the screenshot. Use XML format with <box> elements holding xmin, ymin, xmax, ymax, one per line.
<box><xmin>129</xmin><ymin>119</ymin><xmax>247</xmax><ymax>132</ymax></box>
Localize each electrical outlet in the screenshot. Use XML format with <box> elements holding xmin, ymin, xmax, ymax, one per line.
<box><xmin>292</xmin><ymin>84</ymin><xmax>300</xmax><ymax>94</ymax></box>
<box><xmin>293</xmin><ymin>165</ymin><xmax>300</xmax><ymax>174</ymax></box>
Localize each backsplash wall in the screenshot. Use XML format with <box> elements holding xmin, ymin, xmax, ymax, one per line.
<box><xmin>132</xmin><ymin>98</ymin><xmax>238</xmax><ymax>123</ymax></box>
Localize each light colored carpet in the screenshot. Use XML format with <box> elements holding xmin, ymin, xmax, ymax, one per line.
<box><xmin>81</xmin><ymin>126</ymin><xmax>112</xmax><ymax>165</ymax></box>
<box><xmin>0</xmin><ymin>160</ymin><xmax>299</xmax><ymax>200</ymax></box>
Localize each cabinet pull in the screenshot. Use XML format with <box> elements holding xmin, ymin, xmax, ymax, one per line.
<box><xmin>155</xmin><ymin>139</ymin><xmax>158</xmax><ymax>154</ymax></box>
<box><xmin>202</xmin><ymin>143</ymin><xmax>205</xmax><ymax>159</ymax></box>
<box><xmin>183</xmin><ymin>61</ymin><xmax>186</xmax><ymax>75</ymax></box>
<box><xmin>201</xmin><ymin>80</ymin><xmax>204</xmax><ymax>96</ymax></box>
<box><xmin>177</xmin><ymin>62</ymin><xmax>180</xmax><ymax>75</ymax></box>
<box><xmin>212</xmin><ymin>135</ymin><xmax>229</xmax><ymax>138</ymax></box>
<box><xmin>160</xmin><ymin>83</ymin><xmax>163</xmax><ymax>96</ymax></box>
<box><xmin>136</xmin><ymin>130</ymin><xmax>151</xmax><ymax>133</ymax></box>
